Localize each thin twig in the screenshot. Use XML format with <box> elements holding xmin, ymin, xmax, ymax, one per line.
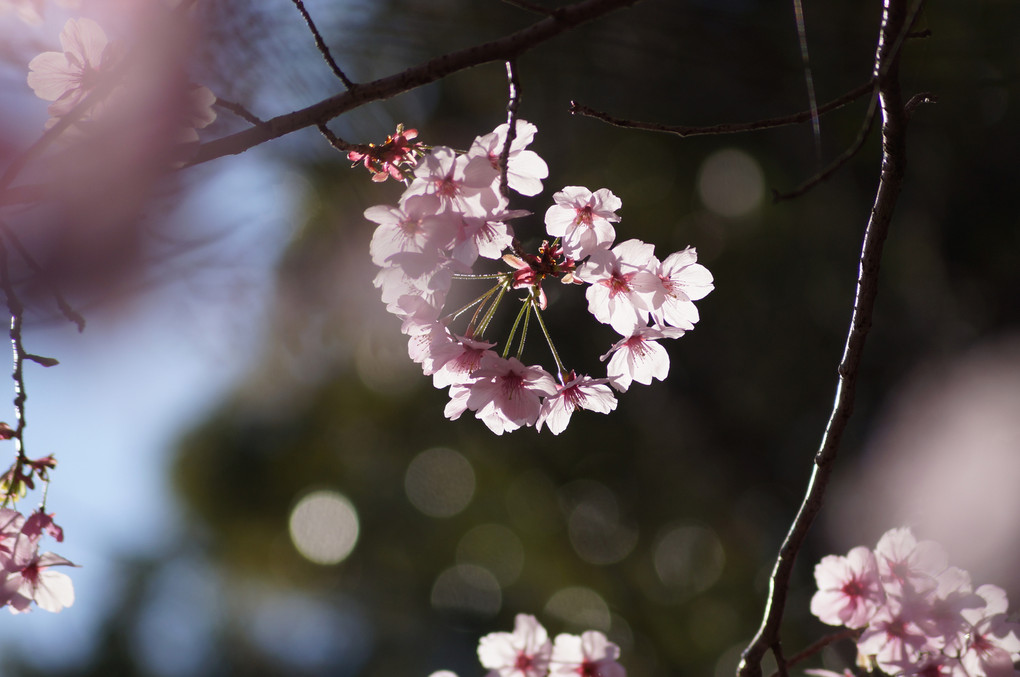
<box><xmin>772</xmin><ymin>90</ymin><xmax>879</xmax><ymax>202</ymax></box>
<box><xmin>500</xmin><ymin>0</ymin><xmax>559</xmax><ymax>16</ymax></box>
<box><xmin>214</xmin><ymin>97</ymin><xmax>265</xmax><ymax>125</ymax></box>
<box><xmin>0</xmin><ymin>224</ymin><xmax>85</xmax><ymax>332</ymax></box>
<box><xmin>185</xmin><ymin>0</ymin><xmax>642</xmax><ymax>168</ymax></box>
<box><xmin>499</xmin><ymin>60</ymin><xmax>522</xmax><ymax>198</ymax></box>
<box><xmin>317</xmin><ymin>124</ymin><xmax>372</xmax><ymax>154</ymax></box>
<box><xmin>737</xmin><ymin>1</ymin><xmax>923</xmax><ymax>676</ymax></box>
<box><xmin>0</xmin><ymin>235</ymin><xmax>27</xmax><ymax>506</ymax></box>
<box><xmin>289</xmin><ymin>0</ymin><xmax>356</xmax><ymax>89</ymax></box>
<box><xmin>569</xmin><ymin>80</ymin><xmax>874</xmax><ymax>138</ymax></box>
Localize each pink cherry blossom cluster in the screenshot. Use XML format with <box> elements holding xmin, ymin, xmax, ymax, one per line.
<box><xmin>365</xmin><ymin>120</ymin><xmax>713</xmax><ymax>434</ymax></box>
<box><xmin>429</xmin><ymin>613</ymin><xmax>625</xmax><ymax>677</ymax></box>
<box><xmin>26</xmin><ymin>16</ymin><xmax>216</xmax><ymax>144</ymax></box>
<box><xmin>810</xmin><ymin>527</ymin><xmax>1020</xmax><ymax>677</ymax></box>
<box><xmin>0</xmin><ymin>508</ymin><xmax>75</xmax><ymax>614</ymax></box>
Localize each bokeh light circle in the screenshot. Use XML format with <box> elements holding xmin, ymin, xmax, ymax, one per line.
<box><xmin>696</xmin><ymin>148</ymin><xmax>764</xmax><ymax>218</ymax></box>
<box><xmin>404</xmin><ymin>447</ymin><xmax>476</xmax><ymax>518</ymax></box>
<box><xmin>288</xmin><ymin>490</ymin><xmax>360</xmax><ymax>565</ymax></box>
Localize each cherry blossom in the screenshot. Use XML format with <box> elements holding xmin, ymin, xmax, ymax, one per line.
<box><xmin>649</xmin><ymin>247</ymin><xmax>714</xmax><ymax>330</ymax></box>
<box><xmin>0</xmin><ymin>509</ymin><xmax>75</xmax><ymax>614</ymax></box>
<box><xmin>405</xmin><ymin>146</ymin><xmax>501</xmax><ymax>217</ymax></box>
<box><xmin>550</xmin><ymin>631</ymin><xmax>626</xmax><ymax>677</ymax></box>
<box><xmin>809</xmin><ymin>528</ymin><xmax>1020</xmax><ymax>677</ymax></box>
<box><xmin>360</xmin><ymin>121</ymin><xmax>711</xmax><ymax>433</ymax></box>
<box><xmin>856</xmin><ymin>600</ymin><xmax>933</xmax><ymax>674</ymax></box>
<box><xmin>4</xmin><ymin>551</ymin><xmax>76</xmax><ymax>614</ymax></box>
<box><xmin>28</xmin><ymin>18</ymin><xmax>112</xmax><ymax>118</ymax></box>
<box><xmin>600</xmin><ymin>325</ymin><xmax>685</xmax><ymax>393</ymax></box>
<box><xmin>367</xmin><ymin>195</ymin><xmax>458</xmax><ymax>267</ymax></box>
<box><xmin>810</xmin><ymin>545</ymin><xmax>885</xmax><ymax>628</ymax></box>
<box><xmin>544</xmin><ymin>187</ymin><xmax>621</xmax><ymax>260</ymax></box>
<box><xmin>477</xmin><ymin>613</ymin><xmax>553</xmax><ymax>677</ymax></box>
<box><xmin>874</xmin><ymin>527</ymin><xmax>947</xmax><ymax>597</ymax></box>
<box><xmin>536</xmin><ymin>372</ymin><xmax>617</xmax><ymax>435</ymax></box>
<box><xmin>955</xmin><ymin>585</ymin><xmax>1020</xmax><ymax>677</ymax></box>
<box><xmin>348</xmin><ymin>124</ymin><xmax>424</xmax><ymax>182</ymax></box>
<box><xmin>464</xmin><ymin>355</ymin><xmax>558</xmax><ymax>434</ymax></box>
<box><xmin>431</xmin><ymin>335</ymin><xmax>497</xmax><ymax>388</ymax></box>
<box><xmin>575</xmin><ymin>239</ymin><xmax>660</xmax><ymax>336</ymax></box>
<box><xmin>469</xmin><ymin>120</ymin><xmax>549</xmax><ymax>196</ymax></box>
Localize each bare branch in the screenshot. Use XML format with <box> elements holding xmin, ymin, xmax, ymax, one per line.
<box><xmin>737</xmin><ymin>2</ymin><xmax>925</xmax><ymax>676</ymax></box>
<box><xmin>214</xmin><ymin>97</ymin><xmax>265</xmax><ymax>125</ymax></box>
<box><xmin>772</xmin><ymin>90</ymin><xmax>879</xmax><ymax>202</ymax></box>
<box><xmin>499</xmin><ymin>60</ymin><xmax>522</xmax><ymax>198</ymax></box>
<box><xmin>568</xmin><ymin>80</ymin><xmax>874</xmax><ymax>138</ymax></box>
<box><xmin>767</xmin><ymin>628</ymin><xmax>860</xmax><ymax>677</ymax></box>
<box><xmin>288</xmin><ymin>0</ymin><xmax>356</xmax><ymax>89</ymax></box>
<box><xmin>185</xmin><ymin>0</ymin><xmax>642</xmax><ymax>168</ymax></box>
<box><xmin>500</xmin><ymin>0</ymin><xmax>559</xmax><ymax>16</ymax></box>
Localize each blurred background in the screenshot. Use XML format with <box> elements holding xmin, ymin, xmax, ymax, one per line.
<box><xmin>0</xmin><ymin>0</ymin><xmax>1019</xmax><ymax>675</ymax></box>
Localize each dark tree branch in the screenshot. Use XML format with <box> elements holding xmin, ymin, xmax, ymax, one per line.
<box><xmin>736</xmin><ymin>1</ymin><xmax>923</xmax><ymax>676</ymax></box>
<box><xmin>569</xmin><ymin>80</ymin><xmax>874</xmax><ymax>138</ymax></box>
<box><xmin>185</xmin><ymin>0</ymin><xmax>642</xmax><ymax>168</ymax></box>
<box><xmin>499</xmin><ymin>60</ymin><xmax>522</xmax><ymax>199</ymax></box>
<box><xmin>289</xmin><ymin>0</ymin><xmax>356</xmax><ymax>89</ymax></box>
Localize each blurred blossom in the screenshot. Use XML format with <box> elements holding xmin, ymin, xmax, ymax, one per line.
<box><xmin>830</xmin><ymin>336</ymin><xmax>1020</xmax><ymax>591</ymax></box>
<box><xmin>404</xmin><ymin>447</ymin><xmax>475</xmax><ymax>518</ymax></box>
<box><xmin>8</xmin><ymin>2</ymin><xmax>213</xmax><ymax>308</ymax></box>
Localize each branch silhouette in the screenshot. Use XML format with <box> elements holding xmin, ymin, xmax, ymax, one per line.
<box><xmin>185</xmin><ymin>0</ymin><xmax>641</xmax><ymax>168</ymax></box>
<box><xmin>737</xmin><ymin>1</ymin><xmax>925</xmax><ymax>676</ymax></box>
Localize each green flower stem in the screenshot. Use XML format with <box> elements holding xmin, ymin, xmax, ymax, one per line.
<box><xmin>531</xmin><ymin>302</ymin><xmax>566</xmax><ymax>376</ymax></box>
<box><xmin>502</xmin><ymin>299</ymin><xmax>530</xmax><ymax>360</ymax></box>
<box><xmin>475</xmin><ymin>275</ymin><xmax>511</xmax><ymax>339</ymax></box>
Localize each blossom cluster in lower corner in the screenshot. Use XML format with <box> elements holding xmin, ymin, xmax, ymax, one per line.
<box><xmin>810</xmin><ymin>526</ymin><xmax>1020</xmax><ymax>677</ymax></box>
<box><xmin>429</xmin><ymin>613</ymin><xmax>625</xmax><ymax>677</ymax></box>
<box><xmin>0</xmin><ymin>508</ymin><xmax>76</xmax><ymax>613</ymax></box>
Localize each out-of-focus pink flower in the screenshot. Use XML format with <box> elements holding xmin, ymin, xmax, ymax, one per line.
<box><xmin>477</xmin><ymin>613</ymin><xmax>553</xmax><ymax>677</ymax></box>
<box><xmin>550</xmin><ymin>631</ymin><xmax>626</xmax><ymax>677</ymax></box>
<box><xmin>956</xmin><ymin>585</ymin><xmax>1020</xmax><ymax>677</ymax></box>
<box><xmin>856</xmin><ymin>599</ymin><xmax>933</xmax><ymax>674</ymax></box>
<box><xmin>874</xmin><ymin>527</ymin><xmax>947</xmax><ymax>597</ymax></box>
<box><xmin>537</xmin><ymin>372</ymin><xmax>617</xmax><ymax>435</ymax></box>
<box><xmin>4</xmin><ymin>551</ymin><xmax>76</xmax><ymax>614</ymax></box>
<box><xmin>544</xmin><ymin>187</ymin><xmax>621</xmax><ymax>260</ymax></box>
<box><xmin>810</xmin><ymin>545</ymin><xmax>885</xmax><ymax>629</ymax></box>
<box><xmin>28</xmin><ymin>18</ymin><xmax>113</xmax><ymax>118</ymax></box>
